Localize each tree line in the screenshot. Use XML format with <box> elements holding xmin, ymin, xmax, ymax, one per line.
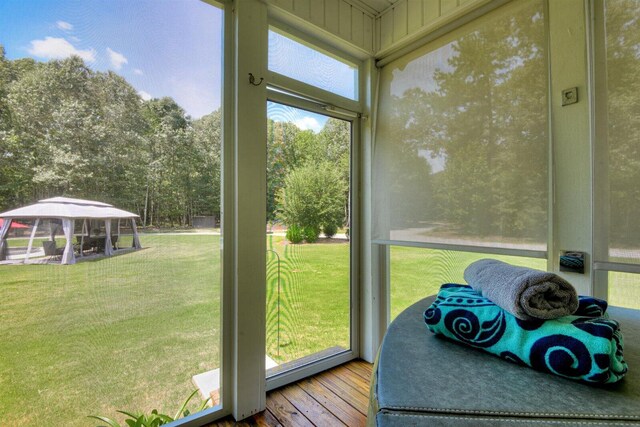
<box><xmin>0</xmin><ymin>47</ymin><xmax>219</xmax><ymax>227</ymax></box>
<box><xmin>0</xmin><ymin>46</ymin><xmax>351</xmax><ymax>231</ymax></box>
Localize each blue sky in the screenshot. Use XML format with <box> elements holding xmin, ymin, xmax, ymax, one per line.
<box><xmin>267</xmin><ymin>101</ymin><xmax>330</xmax><ymax>134</ymax></box>
<box><xmin>0</xmin><ymin>0</ymin><xmax>344</xmax><ymax>131</ymax></box>
<box><xmin>0</xmin><ymin>0</ymin><xmax>223</xmax><ymax>118</ymax></box>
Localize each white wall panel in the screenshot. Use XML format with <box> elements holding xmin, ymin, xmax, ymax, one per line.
<box><xmin>266</xmin><ymin>0</ymin><xmax>376</xmax><ymax>54</ymax></box>
<box><xmin>441</xmin><ymin>0</ymin><xmax>459</xmax><ymax>14</ymax></box>
<box><xmin>424</xmin><ymin>0</ymin><xmax>441</xmax><ymax>25</ymax></box>
<box><xmin>363</xmin><ymin>11</ymin><xmax>374</xmax><ymax>52</ymax></box>
<box><xmin>407</xmin><ymin>0</ymin><xmax>423</xmax><ymax>33</ymax></box>
<box><xmin>392</xmin><ymin>1</ymin><xmax>408</xmax><ymax>42</ymax></box>
<box><xmin>379</xmin><ymin>9</ymin><xmax>393</xmax><ymax>49</ymax></box>
<box><xmin>309</xmin><ymin>0</ymin><xmax>325</xmax><ymax>27</ymax></box>
<box><xmin>351</xmin><ymin>8</ymin><xmax>365</xmax><ymax>46</ymax></box>
<box><xmin>325</xmin><ymin>0</ymin><xmax>341</xmax><ymax>34</ymax></box>
<box><xmin>377</xmin><ymin>0</ymin><xmax>489</xmax><ymax>53</ymax></box>
<box><xmin>293</xmin><ymin>0</ymin><xmax>310</xmax><ymax>20</ymax></box>
<box><xmin>339</xmin><ymin>1</ymin><xmax>352</xmax><ymax>38</ymax></box>
<box><xmin>274</xmin><ymin>0</ymin><xmax>294</xmax><ymax>11</ymax></box>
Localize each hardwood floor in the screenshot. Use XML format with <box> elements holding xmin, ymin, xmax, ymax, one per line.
<box><xmin>207</xmin><ymin>359</ymin><xmax>373</xmax><ymax>426</ymax></box>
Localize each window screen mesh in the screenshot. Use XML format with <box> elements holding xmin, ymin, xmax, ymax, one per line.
<box><xmin>268</xmin><ymin>29</ymin><xmax>358</xmax><ymax>100</ymax></box>
<box><xmin>373</xmin><ymin>0</ymin><xmax>548</xmax><ymax>250</ymax></box>
<box><xmin>390</xmin><ymin>246</ymin><xmax>547</xmax><ymax>320</ymax></box>
<box><xmin>603</xmin><ymin>1</ymin><xmax>640</xmax><ymax>263</ymax></box>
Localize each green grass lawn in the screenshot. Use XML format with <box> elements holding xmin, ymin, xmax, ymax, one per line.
<box><xmin>266</xmin><ymin>235</ymin><xmax>351</xmax><ymax>364</ymax></box>
<box><xmin>390</xmin><ymin>247</ymin><xmax>547</xmax><ymax>320</ymax></box>
<box><xmin>1</xmin><ymin>234</ymin><xmax>639</xmax><ymax>426</ymax></box>
<box><xmin>390</xmin><ymin>247</ymin><xmax>640</xmax><ymax>319</ymax></box>
<box><xmin>0</xmin><ymin>234</ymin><xmax>220</xmax><ymax>426</ymax></box>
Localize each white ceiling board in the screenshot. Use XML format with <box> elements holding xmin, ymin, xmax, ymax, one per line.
<box><xmin>354</xmin><ymin>0</ymin><xmax>400</xmax><ymax>14</ymax></box>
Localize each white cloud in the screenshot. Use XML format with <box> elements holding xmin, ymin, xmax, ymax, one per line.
<box><xmin>294</xmin><ymin>117</ymin><xmax>323</xmax><ymax>133</ymax></box>
<box><xmin>133</xmin><ymin>68</ymin><xmax>144</xmax><ymax>75</ymax></box>
<box><xmin>138</xmin><ymin>90</ymin><xmax>152</xmax><ymax>101</ymax></box>
<box><xmin>56</xmin><ymin>21</ymin><xmax>73</xmax><ymax>31</ymax></box>
<box><xmin>28</xmin><ymin>37</ymin><xmax>96</xmax><ymax>62</ymax></box>
<box><xmin>106</xmin><ymin>47</ymin><xmax>128</xmax><ymax>70</ymax></box>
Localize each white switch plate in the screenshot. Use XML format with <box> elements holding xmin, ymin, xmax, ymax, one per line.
<box><xmin>562</xmin><ymin>87</ymin><xmax>578</xmax><ymax>106</ymax></box>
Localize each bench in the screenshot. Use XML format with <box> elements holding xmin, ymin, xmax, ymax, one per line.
<box><xmin>368</xmin><ymin>296</ymin><xmax>640</xmax><ymax>426</ymax></box>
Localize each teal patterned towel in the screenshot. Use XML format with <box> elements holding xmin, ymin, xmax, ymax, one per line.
<box><xmin>424</xmin><ymin>284</ymin><xmax>628</xmax><ymax>384</ymax></box>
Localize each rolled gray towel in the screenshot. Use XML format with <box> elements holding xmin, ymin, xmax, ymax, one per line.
<box><xmin>463</xmin><ymin>259</ymin><xmax>579</xmax><ymax>320</ymax></box>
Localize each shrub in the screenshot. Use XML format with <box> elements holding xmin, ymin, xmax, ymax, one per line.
<box><xmin>323</xmin><ymin>223</ymin><xmax>338</xmax><ymax>238</ymax></box>
<box><xmin>286</xmin><ymin>224</ymin><xmax>304</xmax><ymax>244</ymax></box>
<box><xmin>302</xmin><ymin>224</ymin><xmax>320</xmax><ymax>243</ymax></box>
<box><xmin>277</xmin><ymin>162</ymin><xmax>347</xmax><ymax>236</ymax></box>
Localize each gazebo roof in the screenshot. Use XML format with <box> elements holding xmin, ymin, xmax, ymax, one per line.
<box><xmin>0</xmin><ymin>197</ymin><xmax>139</xmax><ymax>220</ymax></box>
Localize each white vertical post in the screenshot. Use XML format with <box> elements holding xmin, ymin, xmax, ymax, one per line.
<box><xmin>359</xmin><ymin>57</ymin><xmax>384</xmax><ymax>362</ymax></box>
<box><xmin>232</xmin><ymin>0</ymin><xmax>268</xmax><ymax>420</ymax></box>
<box><xmin>25</xmin><ymin>218</ymin><xmax>39</xmax><ymax>263</ymax></box>
<box><xmin>591</xmin><ymin>0</ymin><xmax>610</xmax><ymax>300</ymax></box>
<box><xmin>116</xmin><ymin>219</ymin><xmax>120</xmax><ymax>250</ymax></box>
<box><xmin>548</xmin><ymin>0</ymin><xmax>593</xmax><ymax>295</ymax></box>
<box><xmin>80</xmin><ymin>219</ymin><xmax>87</xmax><ymax>257</ymax></box>
<box><xmin>131</xmin><ymin>219</ymin><xmax>142</xmax><ymax>249</ymax></box>
<box><xmin>0</xmin><ymin>217</ymin><xmax>13</xmax><ymax>261</ymax></box>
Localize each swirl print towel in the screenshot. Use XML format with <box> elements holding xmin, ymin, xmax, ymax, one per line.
<box><xmin>464</xmin><ymin>259</ymin><xmax>579</xmax><ymax>320</ymax></box>
<box><xmin>424</xmin><ymin>284</ymin><xmax>628</xmax><ymax>384</ymax></box>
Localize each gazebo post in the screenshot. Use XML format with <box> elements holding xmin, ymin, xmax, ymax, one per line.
<box><xmin>79</xmin><ymin>219</ymin><xmax>87</xmax><ymax>257</ymax></box>
<box><xmin>49</xmin><ymin>221</ymin><xmax>57</xmax><ymax>243</ymax></box>
<box><xmin>24</xmin><ymin>218</ymin><xmax>40</xmax><ymax>263</ymax></box>
<box><xmin>131</xmin><ymin>218</ymin><xmax>142</xmax><ymax>249</ymax></box>
<box><xmin>116</xmin><ymin>219</ymin><xmax>121</xmax><ymax>250</ymax></box>
<box><xmin>0</xmin><ymin>217</ymin><xmax>12</xmax><ymax>261</ymax></box>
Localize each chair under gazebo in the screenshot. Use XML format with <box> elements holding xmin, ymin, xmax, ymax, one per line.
<box><xmin>0</xmin><ymin>197</ymin><xmax>142</xmax><ymax>265</ymax></box>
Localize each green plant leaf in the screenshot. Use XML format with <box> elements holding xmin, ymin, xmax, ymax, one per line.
<box><xmin>197</xmin><ymin>396</ymin><xmax>212</xmax><ymax>412</ymax></box>
<box><xmin>173</xmin><ymin>389</ymin><xmax>199</xmax><ymax>420</ymax></box>
<box><xmin>117</xmin><ymin>410</ymin><xmax>141</xmax><ymax>420</ymax></box>
<box><xmin>157</xmin><ymin>414</ymin><xmax>174</xmax><ymax>423</ymax></box>
<box><xmin>87</xmin><ymin>415</ymin><xmax>122</xmax><ymax>427</ymax></box>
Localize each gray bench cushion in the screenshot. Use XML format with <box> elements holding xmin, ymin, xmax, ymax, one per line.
<box><xmin>370</xmin><ymin>296</ymin><xmax>640</xmax><ymax>426</ymax></box>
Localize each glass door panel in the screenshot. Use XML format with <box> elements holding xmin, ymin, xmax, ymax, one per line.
<box><xmin>265</xmin><ymin>101</ymin><xmax>351</xmax><ymax>376</ymax></box>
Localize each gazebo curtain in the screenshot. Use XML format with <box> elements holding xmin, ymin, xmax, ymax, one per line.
<box><xmin>0</xmin><ymin>217</ymin><xmax>12</xmax><ymax>261</ymax></box>
<box><xmin>104</xmin><ymin>220</ymin><xmax>113</xmax><ymax>257</ymax></box>
<box><xmin>61</xmin><ymin>218</ymin><xmax>75</xmax><ymax>264</ymax></box>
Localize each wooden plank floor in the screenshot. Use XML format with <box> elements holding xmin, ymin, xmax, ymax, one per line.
<box><xmin>206</xmin><ymin>359</ymin><xmax>373</xmax><ymax>426</ymax></box>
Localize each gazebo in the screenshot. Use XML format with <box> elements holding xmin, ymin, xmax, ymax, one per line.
<box><xmin>0</xmin><ymin>197</ymin><xmax>141</xmax><ymax>265</ymax></box>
